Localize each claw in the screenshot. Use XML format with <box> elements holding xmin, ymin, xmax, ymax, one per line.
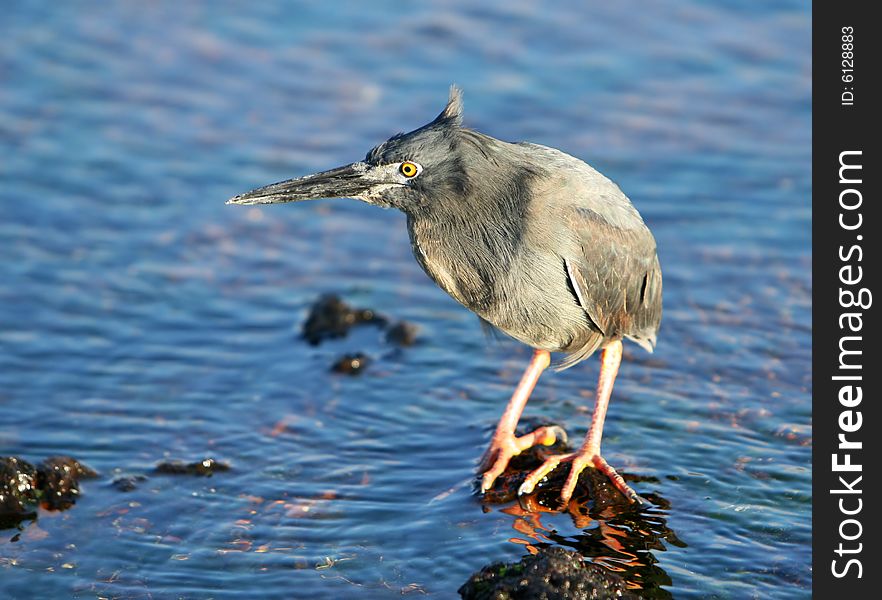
<box><xmin>479</xmin><ymin>425</ymin><xmax>567</xmax><ymax>493</ymax></box>
<box><xmin>590</xmin><ymin>454</ymin><xmax>640</xmax><ymax>503</ymax></box>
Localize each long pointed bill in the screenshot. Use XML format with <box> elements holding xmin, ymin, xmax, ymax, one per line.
<box><xmin>226</xmin><ymin>162</ymin><xmax>374</xmax><ymax>205</ymax></box>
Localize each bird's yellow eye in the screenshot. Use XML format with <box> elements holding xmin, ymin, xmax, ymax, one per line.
<box><xmin>399</xmin><ymin>162</ymin><xmax>419</xmax><ymax>178</ymax></box>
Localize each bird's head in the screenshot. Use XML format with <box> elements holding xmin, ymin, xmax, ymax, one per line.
<box><xmin>227</xmin><ymin>86</ymin><xmax>480</xmax><ymax>213</ymax></box>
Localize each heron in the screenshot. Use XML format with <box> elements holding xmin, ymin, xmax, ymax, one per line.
<box><xmin>228</xmin><ymin>87</ymin><xmax>662</xmax><ymax>505</ymax></box>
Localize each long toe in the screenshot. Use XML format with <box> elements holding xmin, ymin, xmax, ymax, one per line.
<box><xmin>480</xmin><ymin>437</ymin><xmax>521</xmax><ymax>493</ymax></box>
<box><xmin>559</xmin><ymin>454</ymin><xmax>592</xmax><ymax>504</ymax></box>
<box><xmin>480</xmin><ymin>456</ymin><xmax>508</xmax><ymax>493</ymax></box>
<box><xmin>592</xmin><ymin>454</ymin><xmax>642</xmax><ymax>504</ymax></box>
<box><xmin>479</xmin><ymin>425</ymin><xmax>567</xmax><ymax>493</ymax></box>
<box><xmin>517</xmin><ymin>453</ymin><xmax>572</xmax><ymax>496</ymax></box>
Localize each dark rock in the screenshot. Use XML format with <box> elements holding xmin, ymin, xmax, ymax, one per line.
<box><xmin>478</xmin><ymin>421</ymin><xmax>642</xmax><ymax>509</ymax></box>
<box><xmin>331</xmin><ymin>353</ymin><xmax>370</xmax><ymax>375</ymax></box>
<box><xmin>478</xmin><ymin>422</ymin><xmax>573</xmax><ymax>505</ymax></box>
<box><xmin>41</xmin><ymin>456</ymin><xmax>98</xmax><ymax>480</ymax></box>
<box><xmin>385</xmin><ymin>321</ymin><xmax>418</xmax><ymax>346</ymax></box>
<box><xmin>2</xmin><ymin>455</ymin><xmax>97</xmax><ymax>526</ymax></box>
<box><xmin>36</xmin><ymin>456</ymin><xmax>99</xmax><ymax>510</ymax></box>
<box><xmin>0</xmin><ymin>457</ymin><xmax>39</xmax><ymax>524</ymax></box>
<box><xmin>111</xmin><ymin>474</ymin><xmax>148</xmax><ymax>492</ymax></box>
<box><xmin>459</xmin><ymin>546</ymin><xmax>641</xmax><ymax>600</ymax></box>
<box><xmin>154</xmin><ymin>458</ymin><xmax>231</xmax><ymax>477</ymax></box>
<box><xmin>302</xmin><ymin>294</ymin><xmax>387</xmax><ymax>345</ymax></box>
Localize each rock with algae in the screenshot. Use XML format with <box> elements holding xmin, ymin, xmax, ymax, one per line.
<box><xmin>459</xmin><ymin>546</ymin><xmax>641</xmax><ymax>600</ymax></box>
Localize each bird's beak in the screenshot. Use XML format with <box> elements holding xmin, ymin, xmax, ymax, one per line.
<box><xmin>226</xmin><ymin>162</ymin><xmax>375</xmax><ymax>205</ymax></box>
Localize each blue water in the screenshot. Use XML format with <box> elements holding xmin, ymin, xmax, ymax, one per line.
<box><xmin>1</xmin><ymin>2</ymin><xmax>810</xmax><ymax>598</ymax></box>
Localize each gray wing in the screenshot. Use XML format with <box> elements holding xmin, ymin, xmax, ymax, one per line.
<box><xmin>560</xmin><ymin>205</ymin><xmax>662</xmax><ymax>367</ymax></box>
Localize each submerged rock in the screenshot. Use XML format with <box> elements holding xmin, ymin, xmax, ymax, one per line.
<box><xmin>300</xmin><ymin>294</ymin><xmax>420</xmax><ymax>372</ymax></box>
<box><xmin>154</xmin><ymin>458</ymin><xmax>231</xmax><ymax>477</ymax></box>
<box><xmin>385</xmin><ymin>321</ymin><xmax>418</xmax><ymax>346</ymax></box>
<box><xmin>331</xmin><ymin>353</ymin><xmax>370</xmax><ymax>375</ymax></box>
<box><xmin>301</xmin><ymin>294</ymin><xmax>387</xmax><ymax>345</ymax></box>
<box><xmin>111</xmin><ymin>474</ymin><xmax>148</xmax><ymax>492</ymax></box>
<box><xmin>459</xmin><ymin>546</ymin><xmax>640</xmax><ymax>600</ymax></box>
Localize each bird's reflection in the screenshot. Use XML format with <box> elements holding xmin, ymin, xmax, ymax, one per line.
<box><xmin>480</xmin><ymin>433</ymin><xmax>684</xmax><ymax>599</ymax></box>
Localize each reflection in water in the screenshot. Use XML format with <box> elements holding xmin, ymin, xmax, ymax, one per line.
<box><xmin>482</xmin><ymin>440</ymin><xmax>685</xmax><ymax>598</ymax></box>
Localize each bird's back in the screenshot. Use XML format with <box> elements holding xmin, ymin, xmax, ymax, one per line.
<box><xmin>526</xmin><ymin>144</ymin><xmax>662</xmax><ymax>367</ymax></box>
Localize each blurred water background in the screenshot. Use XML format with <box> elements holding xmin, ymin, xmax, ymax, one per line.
<box><xmin>1</xmin><ymin>1</ymin><xmax>810</xmax><ymax>598</ymax></box>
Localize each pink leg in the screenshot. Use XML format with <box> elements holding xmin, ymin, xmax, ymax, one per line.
<box><xmin>580</xmin><ymin>338</ymin><xmax>621</xmax><ymax>457</ymax></box>
<box><xmin>479</xmin><ymin>350</ymin><xmax>565</xmax><ymax>493</ymax></box>
<box><xmin>519</xmin><ymin>341</ymin><xmax>641</xmax><ymax>504</ymax></box>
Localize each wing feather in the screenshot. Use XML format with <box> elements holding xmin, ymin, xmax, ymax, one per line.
<box><xmin>563</xmin><ymin>206</ymin><xmax>662</xmax><ymax>356</ymax></box>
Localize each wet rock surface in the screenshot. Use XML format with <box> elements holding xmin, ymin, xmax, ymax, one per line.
<box><xmin>1</xmin><ymin>455</ymin><xmax>97</xmax><ymax>527</ymax></box>
<box><xmin>0</xmin><ymin>457</ymin><xmax>40</xmax><ymax>527</ymax></box>
<box><xmin>483</xmin><ymin>455</ymin><xmax>655</xmax><ymax>511</ymax></box>
<box><xmin>459</xmin><ymin>546</ymin><xmax>641</xmax><ymax>600</ymax></box>
<box><xmin>477</xmin><ymin>420</ymin><xmax>644</xmax><ymax>510</ymax></box>
<box><xmin>36</xmin><ymin>456</ymin><xmax>99</xmax><ymax>510</ymax></box>
<box><xmin>154</xmin><ymin>458</ymin><xmax>231</xmax><ymax>477</ymax></box>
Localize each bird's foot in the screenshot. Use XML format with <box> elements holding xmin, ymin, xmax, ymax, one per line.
<box><xmin>518</xmin><ymin>450</ymin><xmax>641</xmax><ymax>505</ymax></box>
<box><xmin>479</xmin><ymin>425</ymin><xmax>567</xmax><ymax>493</ymax></box>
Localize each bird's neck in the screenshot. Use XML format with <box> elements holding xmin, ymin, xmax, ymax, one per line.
<box><xmin>405</xmin><ymin>179</ymin><xmax>533</xmax><ymax>315</ymax></box>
